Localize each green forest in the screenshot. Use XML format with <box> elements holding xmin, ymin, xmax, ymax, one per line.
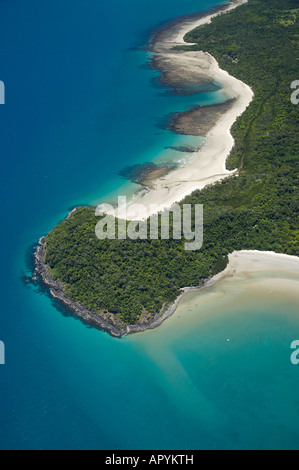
<box><xmin>43</xmin><ymin>0</ymin><xmax>299</xmax><ymax>325</ymax></box>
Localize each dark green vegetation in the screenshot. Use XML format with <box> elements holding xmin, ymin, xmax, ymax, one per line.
<box><xmin>43</xmin><ymin>0</ymin><xmax>299</xmax><ymax>325</ymax></box>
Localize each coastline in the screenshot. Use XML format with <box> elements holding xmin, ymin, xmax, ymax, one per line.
<box><xmin>33</xmin><ymin>0</ymin><xmax>299</xmax><ymax>338</ymax></box>
<box><xmin>34</xmin><ymin>235</ymin><xmax>205</xmax><ymax>338</ymax></box>
<box><xmin>34</xmin><ymin>234</ymin><xmax>299</xmax><ymax>338</ymax></box>
<box><xmin>119</xmin><ymin>0</ymin><xmax>253</xmax><ymax>221</ymax></box>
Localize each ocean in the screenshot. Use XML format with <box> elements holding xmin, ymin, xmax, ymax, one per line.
<box><xmin>0</xmin><ymin>0</ymin><xmax>299</xmax><ymax>450</ymax></box>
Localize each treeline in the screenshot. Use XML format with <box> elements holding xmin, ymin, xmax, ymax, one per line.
<box><xmin>44</xmin><ymin>0</ymin><xmax>299</xmax><ymax>324</ymax></box>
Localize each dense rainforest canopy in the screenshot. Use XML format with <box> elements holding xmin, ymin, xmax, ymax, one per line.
<box><xmin>43</xmin><ymin>0</ymin><xmax>299</xmax><ymax>325</ymax></box>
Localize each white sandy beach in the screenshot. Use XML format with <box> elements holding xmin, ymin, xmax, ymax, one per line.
<box><xmin>163</xmin><ymin>250</ymin><xmax>299</xmax><ymax>330</ymax></box>
<box><xmin>127</xmin><ymin>249</ymin><xmax>299</xmax><ymax>338</ymax></box>
<box><xmin>206</xmin><ymin>250</ymin><xmax>299</xmax><ymax>288</ymax></box>
<box><xmin>171</xmin><ymin>0</ymin><xmax>248</xmax><ymax>44</ymax></box>
<box><xmin>99</xmin><ymin>0</ymin><xmax>299</xmax><ymax>325</ymax></box>
<box><xmin>119</xmin><ymin>0</ymin><xmax>253</xmax><ymax>221</ymax></box>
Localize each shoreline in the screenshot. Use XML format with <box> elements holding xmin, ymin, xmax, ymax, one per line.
<box><xmin>34</xmin><ymin>235</ymin><xmax>207</xmax><ymax>338</ymax></box>
<box><xmin>117</xmin><ymin>0</ymin><xmax>254</xmax><ymax>220</ymax></box>
<box><xmin>33</xmin><ymin>0</ymin><xmax>299</xmax><ymax>338</ymax></box>
<box><xmin>34</xmin><ymin>234</ymin><xmax>299</xmax><ymax>338</ymax></box>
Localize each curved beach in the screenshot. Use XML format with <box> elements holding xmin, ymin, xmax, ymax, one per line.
<box><xmin>206</xmin><ymin>250</ymin><xmax>299</xmax><ymax>287</ymax></box>
<box><xmin>34</xmin><ymin>0</ymin><xmax>299</xmax><ymax>338</ymax></box>
<box><xmin>121</xmin><ymin>0</ymin><xmax>253</xmax><ymax>220</ymax></box>
<box><xmin>132</xmin><ymin>250</ymin><xmax>299</xmax><ymax>338</ymax></box>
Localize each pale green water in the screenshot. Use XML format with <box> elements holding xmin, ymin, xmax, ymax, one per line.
<box><xmin>1</xmin><ymin>0</ymin><xmax>298</xmax><ymax>450</ymax></box>
<box><xmin>128</xmin><ymin>269</ymin><xmax>299</xmax><ymax>450</ymax></box>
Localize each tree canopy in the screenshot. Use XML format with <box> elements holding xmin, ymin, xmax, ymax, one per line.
<box><xmin>43</xmin><ymin>0</ymin><xmax>299</xmax><ymax>325</ymax></box>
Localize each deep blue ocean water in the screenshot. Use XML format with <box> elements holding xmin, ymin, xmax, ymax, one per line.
<box><xmin>0</xmin><ymin>0</ymin><xmax>299</xmax><ymax>450</ymax></box>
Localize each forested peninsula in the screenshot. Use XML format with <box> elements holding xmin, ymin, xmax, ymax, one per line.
<box><xmin>34</xmin><ymin>0</ymin><xmax>299</xmax><ymax>336</ymax></box>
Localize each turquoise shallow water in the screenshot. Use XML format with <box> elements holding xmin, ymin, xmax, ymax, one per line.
<box><xmin>0</xmin><ymin>0</ymin><xmax>299</xmax><ymax>450</ymax></box>
<box><xmin>130</xmin><ymin>272</ymin><xmax>299</xmax><ymax>450</ymax></box>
